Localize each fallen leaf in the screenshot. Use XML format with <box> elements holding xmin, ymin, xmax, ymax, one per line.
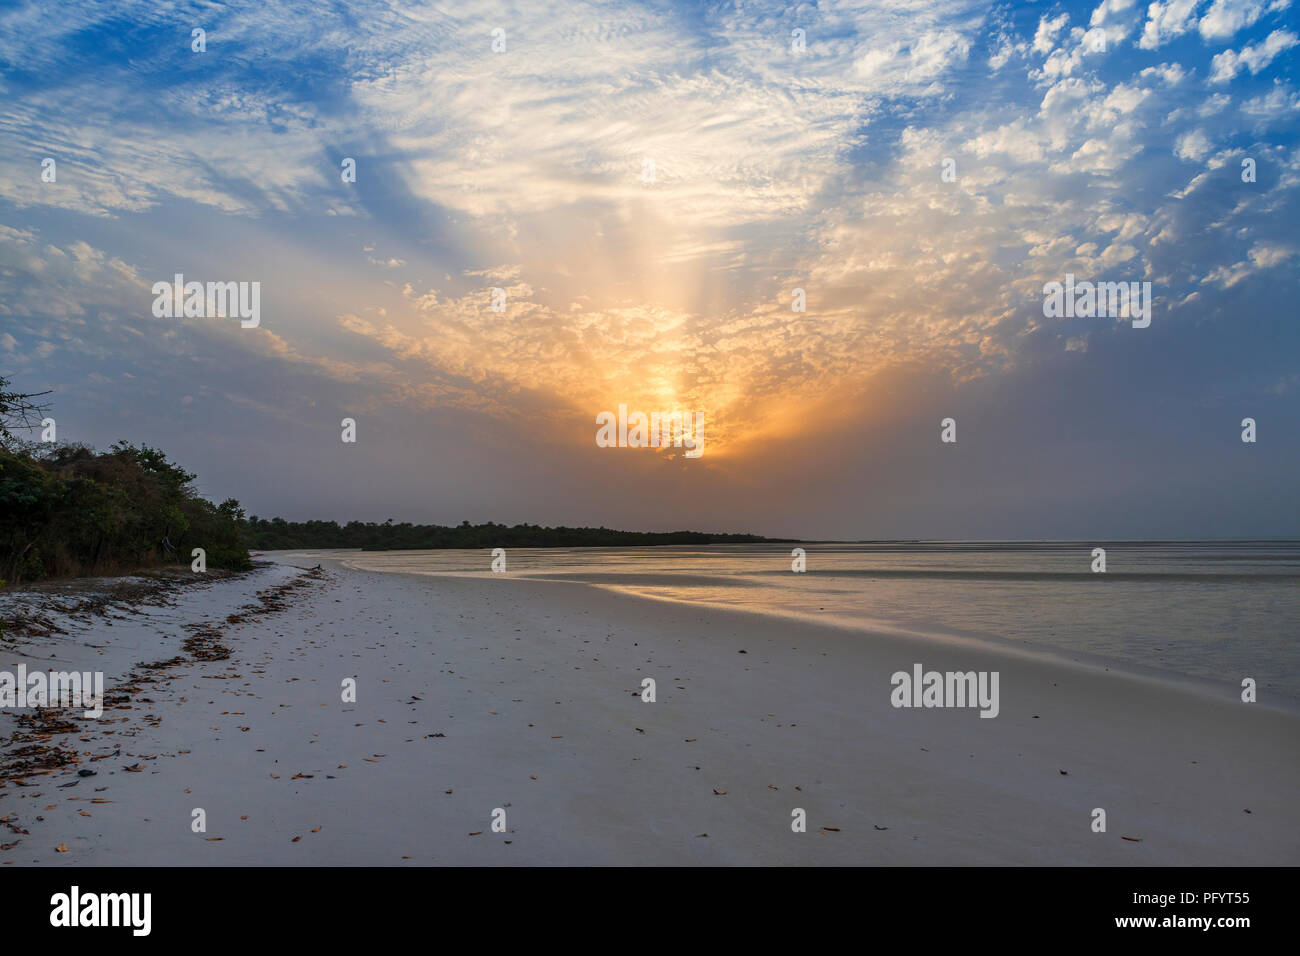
<box><xmin>55</xmin><ymin>843</ymin><xmax>68</xmax><ymax>852</ymax></box>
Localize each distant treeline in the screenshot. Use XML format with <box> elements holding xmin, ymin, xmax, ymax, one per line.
<box><xmin>1</xmin><ymin>376</ymin><xmax>251</xmax><ymax>583</ymax></box>
<box><xmin>240</xmin><ymin>517</ymin><xmax>789</xmax><ymax>551</ymax></box>
<box><xmin>1</xmin><ymin>375</ymin><xmax>785</xmax><ymax>581</ymax></box>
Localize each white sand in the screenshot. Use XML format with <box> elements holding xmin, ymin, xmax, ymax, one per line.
<box><xmin>2</xmin><ymin>553</ymin><xmax>1296</xmax><ymax>865</ymax></box>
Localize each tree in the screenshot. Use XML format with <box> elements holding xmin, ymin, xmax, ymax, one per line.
<box><xmin>0</xmin><ymin>376</ymin><xmax>252</xmax><ymax>581</ymax></box>
<box><xmin>0</xmin><ymin>375</ymin><xmax>53</xmax><ymax>448</ymax></box>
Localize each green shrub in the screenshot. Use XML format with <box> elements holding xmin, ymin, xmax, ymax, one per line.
<box><xmin>0</xmin><ymin>440</ymin><xmax>251</xmax><ymax>582</ymax></box>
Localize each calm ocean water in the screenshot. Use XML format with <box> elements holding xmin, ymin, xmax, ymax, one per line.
<box><xmin>320</xmin><ymin>541</ymin><xmax>1300</xmax><ymax>700</ymax></box>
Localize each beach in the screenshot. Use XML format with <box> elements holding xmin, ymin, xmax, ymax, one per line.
<box><xmin>1</xmin><ymin>553</ymin><xmax>1297</xmax><ymax>866</ymax></box>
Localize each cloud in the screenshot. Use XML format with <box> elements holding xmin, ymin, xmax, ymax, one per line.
<box><xmin>855</xmin><ymin>29</ymin><xmax>973</xmax><ymax>88</ymax></box>
<box><xmin>1198</xmin><ymin>0</ymin><xmax>1291</xmax><ymax>40</ymax></box>
<box><xmin>1201</xmin><ymin>242</ymin><xmax>1296</xmax><ymax>286</ymax></box>
<box><xmin>1175</xmin><ymin>128</ymin><xmax>1215</xmax><ymax>161</ymax></box>
<box><xmin>1210</xmin><ymin>29</ymin><xmax>1299</xmax><ymax>83</ymax></box>
<box><xmin>0</xmin><ymin>226</ymin><xmax>145</xmax><ymax>321</ymax></box>
<box><xmin>1139</xmin><ymin>0</ymin><xmax>1202</xmax><ymax>50</ymax></box>
<box><xmin>1140</xmin><ymin>62</ymin><xmax>1188</xmax><ymax>85</ymax></box>
<box><xmin>1034</xmin><ymin>13</ymin><xmax>1071</xmax><ymax>54</ymax></box>
<box><xmin>2</xmin><ymin>0</ymin><xmax>1299</xmax><ymax>482</ymax></box>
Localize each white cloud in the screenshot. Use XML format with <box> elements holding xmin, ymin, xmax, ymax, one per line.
<box><xmin>2</xmin><ymin>0</ymin><xmax>1299</xmax><ymax>435</ymax></box>
<box><xmin>1034</xmin><ymin>14</ymin><xmax>1071</xmax><ymax>54</ymax></box>
<box><xmin>1175</xmin><ymin>128</ymin><xmax>1214</xmax><ymax>161</ymax></box>
<box><xmin>963</xmin><ymin>118</ymin><xmax>1045</xmax><ymax>163</ymax></box>
<box><xmin>1241</xmin><ymin>83</ymin><xmax>1300</xmax><ymax>117</ymax></box>
<box><xmin>1198</xmin><ymin>0</ymin><xmax>1289</xmax><ymax>40</ymax></box>
<box><xmin>1091</xmin><ymin>0</ymin><xmax>1141</xmax><ymax>26</ymax></box>
<box><xmin>988</xmin><ymin>34</ymin><xmax>1025</xmax><ymax>70</ymax></box>
<box><xmin>854</xmin><ymin>29</ymin><xmax>973</xmax><ymax>89</ymax></box>
<box><xmin>1139</xmin><ymin>0</ymin><xmax>1202</xmax><ymax>50</ymax></box>
<box><xmin>1201</xmin><ymin>242</ymin><xmax>1295</xmax><ymax>286</ymax></box>
<box><xmin>1210</xmin><ymin>30</ymin><xmax>1298</xmax><ymax>83</ymax></box>
<box><xmin>1139</xmin><ymin>62</ymin><xmax>1188</xmax><ymax>85</ymax></box>
<box><xmin>1198</xmin><ymin>92</ymin><xmax>1233</xmax><ymax>114</ymax></box>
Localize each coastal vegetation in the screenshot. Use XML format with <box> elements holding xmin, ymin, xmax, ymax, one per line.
<box><xmin>0</xmin><ymin>376</ymin><xmax>251</xmax><ymax>583</ymax></box>
<box><xmin>238</xmin><ymin>517</ymin><xmax>787</xmax><ymax>551</ymax></box>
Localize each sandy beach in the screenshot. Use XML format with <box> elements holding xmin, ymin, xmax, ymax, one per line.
<box><xmin>1</xmin><ymin>553</ymin><xmax>1296</xmax><ymax>866</ymax></box>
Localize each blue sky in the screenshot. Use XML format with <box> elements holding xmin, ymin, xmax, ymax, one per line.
<box><xmin>1</xmin><ymin>0</ymin><xmax>1297</xmax><ymax>538</ymax></box>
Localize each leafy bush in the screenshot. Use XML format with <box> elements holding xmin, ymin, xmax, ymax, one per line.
<box><xmin>1</xmin><ymin>376</ymin><xmax>251</xmax><ymax>582</ymax></box>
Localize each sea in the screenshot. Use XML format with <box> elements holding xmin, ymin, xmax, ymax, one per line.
<box><xmin>322</xmin><ymin>540</ymin><xmax>1300</xmax><ymax>702</ymax></box>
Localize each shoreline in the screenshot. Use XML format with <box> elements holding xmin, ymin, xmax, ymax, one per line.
<box><xmin>0</xmin><ymin>554</ymin><xmax>1295</xmax><ymax>865</ymax></box>
<box><xmin>306</xmin><ymin>549</ymin><xmax>1300</xmax><ymax>718</ymax></box>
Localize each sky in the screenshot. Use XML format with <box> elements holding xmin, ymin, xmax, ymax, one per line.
<box><xmin>1</xmin><ymin>0</ymin><xmax>1297</xmax><ymax>539</ymax></box>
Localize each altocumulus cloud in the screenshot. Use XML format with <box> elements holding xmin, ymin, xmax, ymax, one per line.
<box><xmin>1</xmin><ymin>0</ymin><xmax>1297</xmax><ymax>537</ymax></box>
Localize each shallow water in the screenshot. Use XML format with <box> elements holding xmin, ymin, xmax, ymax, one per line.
<box><xmin>322</xmin><ymin>541</ymin><xmax>1300</xmax><ymax>701</ymax></box>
